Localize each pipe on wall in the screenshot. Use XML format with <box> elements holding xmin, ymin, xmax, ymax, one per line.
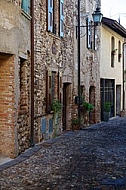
<box><xmin>122</xmin><ymin>42</ymin><xmax>126</xmax><ymax>111</ymax></box>
<box><xmin>30</xmin><ymin>0</ymin><xmax>34</xmax><ymax>146</ymax></box>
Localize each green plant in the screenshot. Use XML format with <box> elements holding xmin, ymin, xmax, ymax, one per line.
<box><xmin>111</xmin><ymin>49</ymin><xmax>117</xmax><ymax>55</ymax></box>
<box><xmin>71</xmin><ymin>118</ymin><xmax>81</xmax><ymax>125</ymax></box>
<box><xmin>52</xmin><ymin>100</ymin><xmax>62</xmax><ymax>114</ymax></box>
<box><xmin>104</xmin><ymin>101</ymin><xmax>111</xmax><ymax>112</ymax></box>
<box><xmin>83</xmin><ymin>101</ymin><xmax>94</xmax><ymax>112</ymax></box>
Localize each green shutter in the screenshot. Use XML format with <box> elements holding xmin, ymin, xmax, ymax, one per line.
<box><xmin>21</xmin><ymin>0</ymin><xmax>30</xmax><ymax>14</ymax></box>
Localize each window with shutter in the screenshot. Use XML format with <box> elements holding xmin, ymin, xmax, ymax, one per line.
<box><xmin>46</xmin><ymin>71</ymin><xmax>52</xmax><ymax>112</ymax></box>
<box><xmin>21</xmin><ymin>0</ymin><xmax>30</xmax><ymax>15</ymax></box>
<box><xmin>60</xmin><ymin>0</ymin><xmax>64</xmax><ymax>37</ymax></box>
<box><xmin>48</xmin><ymin>0</ymin><xmax>53</xmax><ymax>32</ymax></box>
<box><xmin>46</xmin><ymin>71</ymin><xmax>58</xmax><ymax>112</ymax></box>
<box><xmin>86</xmin><ymin>18</ymin><xmax>91</xmax><ymax>49</ymax></box>
<box><xmin>58</xmin><ymin>71</ymin><xmax>62</xmax><ymax>102</ymax></box>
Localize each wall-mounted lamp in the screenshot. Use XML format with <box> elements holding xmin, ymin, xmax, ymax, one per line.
<box><xmin>92</xmin><ymin>7</ymin><xmax>103</xmax><ymax>24</ymax></box>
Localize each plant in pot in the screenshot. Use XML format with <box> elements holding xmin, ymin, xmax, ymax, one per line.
<box><xmin>103</xmin><ymin>101</ymin><xmax>111</xmax><ymax>122</ymax></box>
<box><xmin>83</xmin><ymin>101</ymin><xmax>94</xmax><ymax>112</ymax></box>
<box><xmin>111</xmin><ymin>49</ymin><xmax>117</xmax><ymax>55</ymax></box>
<box><xmin>51</xmin><ymin>99</ymin><xmax>62</xmax><ymax>137</ymax></box>
<box><xmin>81</xmin><ymin>101</ymin><xmax>94</xmax><ymax>126</ymax></box>
<box><xmin>71</xmin><ymin>117</ymin><xmax>81</xmax><ymax>131</ymax></box>
<box><xmin>118</xmin><ymin>53</ymin><xmax>122</xmax><ymax>58</ymax></box>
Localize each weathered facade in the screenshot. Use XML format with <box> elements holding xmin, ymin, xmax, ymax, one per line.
<box><xmin>34</xmin><ymin>0</ymin><xmax>74</xmax><ymax>143</ymax></box>
<box><xmin>73</xmin><ymin>0</ymin><xmax>101</xmax><ymax>124</ymax></box>
<box><xmin>0</xmin><ymin>0</ymin><xmax>31</xmax><ymax>157</ymax></box>
<box><xmin>0</xmin><ymin>0</ymin><xmax>102</xmax><ymax>158</ymax></box>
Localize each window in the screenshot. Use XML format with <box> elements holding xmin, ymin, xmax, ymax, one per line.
<box><xmin>47</xmin><ymin>0</ymin><xmax>64</xmax><ymax>37</ymax></box>
<box><xmin>60</xmin><ymin>0</ymin><xmax>64</xmax><ymax>37</ymax></box>
<box><xmin>111</xmin><ymin>37</ymin><xmax>115</xmax><ymax>67</ymax></box>
<box><xmin>118</xmin><ymin>41</ymin><xmax>121</xmax><ymax>62</ymax></box>
<box><xmin>86</xmin><ymin>18</ymin><xmax>96</xmax><ymax>50</ymax></box>
<box><xmin>48</xmin><ymin>0</ymin><xmax>53</xmax><ymax>32</ymax></box>
<box><xmin>46</xmin><ymin>71</ymin><xmax>62</xmax><ymax>112</ymax></box>
<box><xmin>21</xmin><ymin>0</ymin><xmax>30</xmax><ymax>15</ymax></box>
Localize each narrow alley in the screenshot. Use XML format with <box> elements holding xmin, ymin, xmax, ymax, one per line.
<box><xmin>0</xmin><ymin>117</ymin><xmax>126</xmax><ymax>189</ymax></box>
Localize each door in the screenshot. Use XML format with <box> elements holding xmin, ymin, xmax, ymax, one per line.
<box><xmin>116</xmin><ymin>85</ymin><xmax>121</xmax><ymax>115</ymax></box>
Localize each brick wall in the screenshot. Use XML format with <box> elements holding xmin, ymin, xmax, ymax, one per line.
<box><xmin>0</xmin><ymin>54</ymin><xmax>15</xmax><ymax>157</ymax></box>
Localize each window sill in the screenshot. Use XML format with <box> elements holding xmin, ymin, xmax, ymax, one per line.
<box><xmin>47</xmin><ymin>31</ymin><xmax>63</xmax><ymax>40</ymax></box>
<box><xmin>21</xmin><ymin>9</ymin><xmax>32</xmax><ymax>20</ymax></box>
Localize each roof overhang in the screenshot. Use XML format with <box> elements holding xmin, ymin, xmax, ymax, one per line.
<box><xmin>102</xmin><ymin>17</ymin><xmax>126</xmax><ymax>38</ymax></box>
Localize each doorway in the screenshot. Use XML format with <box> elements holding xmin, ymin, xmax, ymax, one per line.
<box><xmin>116</xmin><ymin>85</ymin><xmax>121</xmax><ymax>115</ymax></box>
<box><xmin>63</xmin><ymin>83</ymin><xmax>71</xmax><ymax>130</ymax></box>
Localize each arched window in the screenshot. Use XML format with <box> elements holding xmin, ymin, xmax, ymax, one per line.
<box><xmin>111</xmin><ymin>37</ymin><xmax>115</xmax><ymax>67</ymax></box>
<box><xmin>118</xmin><ymin>41</ymin><xmax>121</xmax><ymax>62</ymax></box>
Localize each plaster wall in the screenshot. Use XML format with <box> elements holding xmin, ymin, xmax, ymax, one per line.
<box><xmin>100</xmin><ymin>25</ymin><xmax>124</xmax><ymax>84</ymax></box>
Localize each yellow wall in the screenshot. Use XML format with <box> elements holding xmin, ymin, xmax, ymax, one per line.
<box><xmin>100</xmin><ymin>24</ymin><xmax>125</xmax><ymax>113</ymax></box>
<box><xmin>100</xmin><ymin>25</ymin><xmax>124</xmax><ymax>84</ymax></box>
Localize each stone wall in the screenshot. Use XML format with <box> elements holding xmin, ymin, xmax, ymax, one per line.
<box><xmin>73</xmin><ymin>0</ymin><xmax>101</xmax><ymax>124</ymax></box>
<box><xmin>34</xmin><ymin>0</ymin><xmax>74</xmax><ymax>140</ymax></box>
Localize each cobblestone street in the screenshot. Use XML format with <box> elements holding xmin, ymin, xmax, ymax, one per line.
<box><xmin>0</xmin><ymin>117</ymin><xmax>126</xmax><ymax>190</ymax></box>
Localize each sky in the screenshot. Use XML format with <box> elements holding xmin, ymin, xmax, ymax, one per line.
<box><xmin>101</xmin><ymin>0</ymin><xmax>126</xmax><ymax>28</ymax></box>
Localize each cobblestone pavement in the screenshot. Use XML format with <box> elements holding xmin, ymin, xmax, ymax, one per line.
<box><xmin>0</xmin><ymin>117</ymin><xmax>126</xmax><ymax>190</ymax></box>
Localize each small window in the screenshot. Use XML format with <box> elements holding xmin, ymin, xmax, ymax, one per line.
<box><xmin>86</xmin><ymin>18</ymin><xmax>95</xmax><ymax>50</ymax></box>
<box><xmin>21</xmin><ymin>0</ymin><xmax>30</xmax><ymax>15</ymax></box>
<box><xmin>118</xmin><ymin>41</ymin><xmax>121</xmax><ymax>62</ymax></box>
<box><xmin>47</xmin><ymin>0</ymin><xmax>64</xmax><ymax>37</ymax></box>
<box><xmin>111</xmin><ymin>37</ymin><xmax>115</xmax><ymax>67</ymax></box>
<box><xmin>86</xmin><ymin>18</ymin><xmax>91</xmax><ymax>49</ymax></box>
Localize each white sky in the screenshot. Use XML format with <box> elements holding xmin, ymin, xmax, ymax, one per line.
<box><xmin>101</xmin><ymin>0</ymin><xmax>126</xmax><ymax>28</ymax></box>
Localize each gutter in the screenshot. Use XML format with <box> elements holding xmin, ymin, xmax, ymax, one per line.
<box><xmin>122</xmin><ymin>42</ymin><xmax>126</xmax><ymax>110</ymax></box>
<box><xmin>30</xmin><ymin>0</ymin><xmax>34</xmax><ymax>146</ymax></box>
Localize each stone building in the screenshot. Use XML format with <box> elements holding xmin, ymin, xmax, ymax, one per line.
<box><xmin>0</xmin><ymin>0</ymin><xmax>31</xmax><ymax>158</ymax></box>
<box><xmin>73</xmin><ymin>0</ymin><xmax>102</xmax><ymax>125</ymax></box>
<box><xmin>33</xmin><ymin>0</ymin><xmax>102</xmax><ymax>144</ymax></box>
<box><xmin>34</xmin><ymin>0</ymin><xmax>74</xmax><ymax>143</ymax></box>
<box><xmin>0</xmin><ymin>0</ymin><xmax>102</xmax><ymax>158</ymax></box>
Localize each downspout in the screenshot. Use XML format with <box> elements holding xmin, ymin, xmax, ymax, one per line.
<box><xmin>122</xmin><ymin>42</ymin><xmax>126</xmax><ymax>111</ymax></box>
<box><xmin>30</xmin><ymin>0</ymin><xmax>34</xmax><ymax>146</ymax></box>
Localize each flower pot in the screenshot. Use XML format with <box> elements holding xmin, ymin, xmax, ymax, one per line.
<box><xmin>72</xmin><ymin>124</ymin><xmax>80</xmax><ymax>131</ymax></box>
<box><xmin>103</xmin><ymin>111</ymin><xmax>110</xmax><ymax>122</ymax></box>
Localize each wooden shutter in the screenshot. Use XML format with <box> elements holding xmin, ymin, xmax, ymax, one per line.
<box><xmin>86</xmin><ymin>17</ymin><xmax>91</xmax><ymax>49</ymax></box>
<box><xmin>21</xmin><ymin>0</ymin><xmax>30</xmax><ymax>14</ymax></box>
<box><xmin>48</xmin><ymin>0</ymin><xmax>53</xmax><ymax>32</ymax></box>
<box><xmin>58</xmin><ymin>72</ymin><xmax>62</xmax><ymax>102</ymax></box>
<box><xmin>60</xmin><ymin>0</ymin><xmax>64</xmax><ymax>37</ymax></box>
<box><xmin>46</xmin><ymin>70</ymin><xmax>52</xmax><ymax>112</ymax></box>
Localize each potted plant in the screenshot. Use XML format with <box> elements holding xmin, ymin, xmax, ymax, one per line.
<box><xmin>81</xmin><ymin>101</ymin><xmax>94</xmax><ymax>126</ymax></box>
<box><xmin>83</xmin><ymin>101</ymin><xmax>94</xmax><ymax>112</ymax></box>
<box><xmin>118</xmin><ymin>53</ymin><xmax>122</xmax><ymax>58</ymax></box>
<box><xmin>52</xmin><ymin>99</ymin><xmax>62</xmax><ymax>114</ymax></box>
<box><xmin>103</xmin><ymin>101</ymin><xmax>111</xmax><ymax>122</ymax></box>
<box><xmin>71</xmin><ymin>118</ymin><xmax>81</xmax><ymax>130</ymax></box>
<box><xmin>51</xmin><ymin>100</ymin><xmax>62</xmax><ymax>137</ymax></box>
<box><xmin>111</xmin><ymin>49</ymin><xmax>117</xmax><ymax>55</ymax></box>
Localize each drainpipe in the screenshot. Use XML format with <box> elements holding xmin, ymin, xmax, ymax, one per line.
<box><xmin>122</xmin><ymin>42</ymin><xmax>126</xmax><ymax>111</ymax></box>
<box><xmin>30</xmin><ymin>0</ymin><xmax>34</xmax><ymax>146</ymax></box>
